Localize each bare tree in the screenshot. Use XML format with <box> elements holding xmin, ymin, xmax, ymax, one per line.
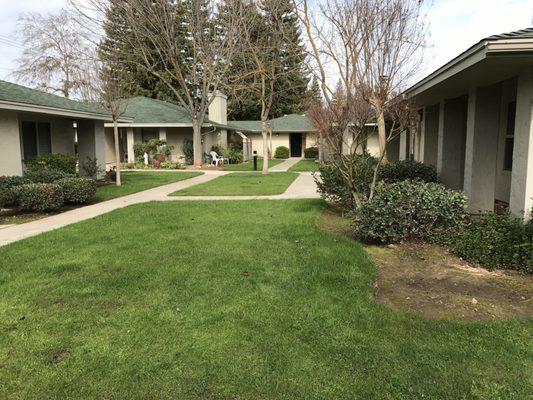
<box><xmin>77</xmin><ymin>0</ymin><xmax>239</xmax><ymax>166</ymax></box>
<box><xmin>230</xmin><ymin>0</ymin><xmax>302</xmax><ymax>174</ymax></box>
<box><xmin>12</xmin><ymin>10</ymin><xmax>96</xmax><ymax>101</ymax></box>
<box><xmin>297</xmin><ymin>0</ymin><xmax>426</xmax><ymax>208</ymax></box>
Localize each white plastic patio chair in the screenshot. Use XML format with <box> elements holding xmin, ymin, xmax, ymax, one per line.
<box><xmin>210</xmin><ymin>151</ymin><xmax>229</xmax><ymax>167</ymax></box>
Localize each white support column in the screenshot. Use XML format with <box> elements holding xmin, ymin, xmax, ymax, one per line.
<box><xmin>510</xmin><ymin>67</ymin><xmax>533</xmax><ymax>220</ymax></box>
<box><xmin>0</xmin><ymin>109</ymin><xmax>23</xmax><ymax>176</ymax></box>
<box><xmin>158</xmin><ymin>127</ymin><xmax>167</xmax><ymax>141</ymax></box>
<box><xmin>463</xmin><ymin>87</ymin><xmax>477</xmax><ymax>200</ymax></box>
<box><xmin>399</xmin><ymin>131</ymin><xmax>407</xmax><ymax>161</ymax></box>
<box><xmin>418</xmin><ymin>107</ymin><xmax>426</xmax><ymax>162</ymax></box>
<box><xmin>127</xmin><ymin>127</ymin><xmax>135</xmax><ymax>163</ymax></box>
<box><xmin>436</xmin><ymin>101</ymin><xmax>445</xmax><ymax>175</ymax></box>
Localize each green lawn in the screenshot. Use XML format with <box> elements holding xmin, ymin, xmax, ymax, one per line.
<box><xmin>222</xmin><ymin>158</ymin><xmax>284</xmax><ymax>171</ymax></box>
<box><xmin>0</xmin><ymin>200</ymin><xmax>532</xmax><ymax>399</ymax></box>
<box><xmin>171</xmin><ymin>172</ymin><xmax>298</xmax><ymax>196</ymax></box>
<box><xmin>95</xmin><ymin>171</ymin><xmax>203</xmax><ymax>201</ymax></box>
<box><xmin>288</xmin><ymin>159</ymin><xmax>320</xmax><ymax>172</ymax></box>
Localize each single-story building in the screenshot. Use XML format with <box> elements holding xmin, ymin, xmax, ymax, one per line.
<box><xmin>228</xmin><ymin>114</ymin><xmax>318</xmax><ymax>158</ymax></box>
<box><xmin>103</xmin><ymin>93</ymin><xmax>228</xmax><ymax>164</ymax></box>
<box><xmin>404</xmin><ymin>28</ymin><xmax>533</xmax><ymax>220</ymax></box>
<box><xmin>0</xmin><ymin>80</ymin><xmax>131</xmax><ymax>177</ymax></box>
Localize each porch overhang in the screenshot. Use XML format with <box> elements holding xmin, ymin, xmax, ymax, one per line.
<box><xmin>0</xmin><ymin>100</ymin><xmax>115</xmax><ymax>121</ymax></box>
<box><xmin>406</xmin><ymin>39</ymin><xmax>533</xmax><ymax>104</ymax></box>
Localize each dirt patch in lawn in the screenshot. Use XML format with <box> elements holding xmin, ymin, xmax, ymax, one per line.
<box><xmin>318</xmin><ymin>207</ymin><xmax>533</xmax><ymax>320</ymax></box>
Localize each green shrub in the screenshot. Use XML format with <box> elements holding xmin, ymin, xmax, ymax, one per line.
<box><xmin>304</xmin><ymin>147</ymin><xmax>319</xmax><ymax>159</ymax></box>
<box><xmin>211</xmin><ymin>144</ymin><xmax>243</xmax><ymax>164</ymax></box>
<box><xmin>24</xmin><ymin>170</ymin><xmax>73</xmax><ymax>183</ymax></box>
<box><xmin>378</xmin><ymin>159</ymin><xmax>438</xmax><ymax>183</ymax></box>
<box><xmin>15</xmin><ymin>183</ymin><xmax>64</xmax><ymax>212</ymax></box>
<box><xmin>24</xmin><ymin>153</ymin><xmax>77</xmax><ymax>174</ymax></box>
<box><xmin>274</xmin><ymin>146</ymin><xmax>290</xmax><ymax>159</ymax></box>
<box><xmin>316</xmin><ymin>153</ymin><xmax>378</xmax><ymax>211</ymax></box>
<box><xmin>0</xmin><ymin>176</ymin><xmax>30</xmax><ymax>207</ymax></box>
<box><xmin>450</xmin><ymin>212</ymin><xmax>532</xmax><ymax>273</ymax></box>
<box><xmin>80</xmin><ymin>156</ymin><xmax>104</xmax><ymax>178</ymax></box>
<box><xmin>352</xmin><ymin>180</ymin><xmax>467</xmax><ymax>244</ymax></box>
<box><xmin>57</xmin><ymin>177</ymin><xmax>97</xmax><ymax>204</ymax></box>
<box><xmin>183</xmin><ymin>139</ymin><xmax>194</xmax><ymax>165</ymax></box>
<box><xmin>160</xmin><ymin>161</ymin><xmax>185</xmax><ymax>169</ymax></box>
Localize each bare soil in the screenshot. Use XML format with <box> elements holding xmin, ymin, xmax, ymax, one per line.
<box><xmin>318</xmin><ymin>207</ymin><xmax>533</xmax><ymax>320</ymax></box>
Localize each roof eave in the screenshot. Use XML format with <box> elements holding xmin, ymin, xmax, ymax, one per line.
<box><xmin>0</xmin><ymin>100</ymin><xmax>111</xmax><ymax>121</ymax></box>
<box><xmin>405</xmin><ymin>38</ymin><xmax>533</xmax><ymax>98</ymax></box>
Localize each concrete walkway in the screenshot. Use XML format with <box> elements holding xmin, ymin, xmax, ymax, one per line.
<box><xmin>0</xmin><ymin>170</ymin><xmax>319</xmax><ymax>247</ymax></box>
<box><xmin>164</xmin><ymin>172</ymin><xmax>320</xmax><ymax>201</ymax></box>
<box><xmin>268</xmin><ymin>157</ymin><xmax>302</xmax><ymax>172</ymax></box>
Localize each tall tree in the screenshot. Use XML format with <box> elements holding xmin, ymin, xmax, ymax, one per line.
<box><xmin>297</xmin><ymin>0</ymin><xmax>426</xmax><ymax>208</ymax></box>
<box><xmin>226</xmin><ymin>0</ymin><xmax>310</xmax><ymax>120</ymax></box>
<box><xmin>116</xmin><ymin>0</ymin><xmax>241</xmax><ymax>165</ymax></box>
<box><xmin>13</xmin><ymin>10</ymin><xmax>95</xmax><ymax>100</ymax></box>
<box><xmin>232</xmin><ymin>0</ymin><xmax>302</xmax><ymax>174</ymax></box>
<box><xmin>98</xmin><ymin>0</ymin><xmax>190</xmax><ymax>103</ymax></box>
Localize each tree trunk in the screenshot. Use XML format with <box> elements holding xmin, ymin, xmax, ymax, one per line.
<box><xmin>269</xmin><ymin>128</ymin><xmax>273</xmax><ymax>159</ymax></box>
<box><xmin>113</xmin><ymin>119</ymin><xmax>122</xmax><ymax>186</ymax></box>
<box><xmin>192</xmin><ymin>119</ymin><xmax>203</xmax><ymax>167</ymax></box>
<box><xmin>377</xmin><ymin>108</ymin><xmax>388</xmax><ymax>163</ymax></box>
<box><xmin>261</xmin><ymin>120</ymin><xmax>269</xmax><ymax>175</ymax></box>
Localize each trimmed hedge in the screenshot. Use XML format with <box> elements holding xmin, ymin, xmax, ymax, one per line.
<box><xmin>274</xmin><ymin>146</ymin><xmax>290</xmax><ymax>159</ymax></box>
<box><xmin>378</xmin><ymin>160</ymin><xmax>438</xmax><ymax>183</ymax></box>
<box><xmin>352</xmin><ymin>180</ymin><xmax>467</xmax><ymax>244</ymax></box>
<box><xmin>57</xmin><ymin>177</ymin><xmax>97</xmax><ymax>204</ymax></box>
<box><xmin>24</xmin><ymin>170</ymin><xmax>74</xmax><ymax>184</ymax></box>
<box><xmin>304</xmin><ymin>147</ymin><xmax>319</xmax><ymax>159</ymax></box>
<box><xmin>24</xmin><ymin>153</ymin><xmax>77</xmax><ymax>174</ymax></box>
<box><xmin>15</xmin><ymin>183</ymin><xmax>64</xmax><ymax>212</ymax></box>
<box><xmin>316</xmin><ymin>154</ymin><xmax>378</xmax><ymax>211</ymax></box>
<box><xmin>0</xmin><ymin>176</ymin><xmax>30</xmax><ymax>207</ymax></box>
<box><xmin>443</xmin><ymin>212</ymin><xmax>533</xmax><ymax>274</ymax></box>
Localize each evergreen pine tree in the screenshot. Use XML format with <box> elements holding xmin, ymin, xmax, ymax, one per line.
<box><xmin>99</xmin><ymin>0</ymin><xmax>190</xmax><ymax>103</ymax></box>
<box><xmin>226</xmin><ymin>0</ymin><xmax>311</xmax><ymax>120</ymax></box>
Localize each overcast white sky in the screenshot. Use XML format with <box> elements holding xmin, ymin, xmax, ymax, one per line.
<box><xmin>0</xmin><ymin>0</ymin><xmax>532</xmax><ymax>84</ymax></box>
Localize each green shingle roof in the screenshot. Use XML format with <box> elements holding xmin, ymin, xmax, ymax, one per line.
<box><xmin>122</xmin><ymin>96</ymin><xmax>193</xmax><ymax>124</ymax></box>
<box><xmin>486</xmin><ymin>27</ymin><xmax>533</xmax><ymax>40</ymax></box>
<box><xmin>0</xmin><ymin>80</ymin><xmax>108</xmax><ymax>117</ymax></box>
<box><xmin>228</xmin><ymin>114</ymin><xmax>315</xmax><ymax>133</ymax></box>
<box><xmin>122</xmin><ymin>96</ymin><xmax>227</xmax><ymax>127</ymax></box>
<box><xmin>270</xmin><ymin>114</ymin><xmax>315</xmax><ymax>132</ymax></box>
<box><xmin>227</xmin><ymin>120</ymin><xmax>263</xmax><ymax>132</ymax></box>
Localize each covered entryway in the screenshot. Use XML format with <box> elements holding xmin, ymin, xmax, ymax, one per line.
<box><xmin>289</xmin><ymin>132</ymin><xmax>302</xmax><ymax>157</ymax></box>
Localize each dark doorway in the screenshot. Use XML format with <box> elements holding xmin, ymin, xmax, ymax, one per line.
<box><xmin>289</xmin><ymin>132</ymin><xmax>302</xmax><ymax>157</ymax></box>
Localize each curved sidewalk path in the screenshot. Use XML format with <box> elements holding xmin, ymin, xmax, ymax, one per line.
<box><xmin>0</xmin><ymin>170</ymin><xmax>319</xmax><ymax>247</ymax></box>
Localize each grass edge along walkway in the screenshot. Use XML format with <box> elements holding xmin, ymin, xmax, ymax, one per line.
<box><xmin>170</xmin><ymin>172</ymin><xmax>298</xmax><ymax>196</ymax></box>
<box><xmin>96</xmin><ymin>171</ymin><xmax>203</xmax><ymax>201</ymax></box>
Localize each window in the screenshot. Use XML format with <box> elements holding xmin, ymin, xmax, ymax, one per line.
<box><xmin>21</xmin><ymin>121</ymin><xmax>52</xmax><ymax>160</ymax></box>
<box><xmin>503</xmin><ymin>101</ymin><xmax>516</xmax><ymax>171</ymax></box>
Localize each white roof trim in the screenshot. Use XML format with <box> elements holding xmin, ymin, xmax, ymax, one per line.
<box><xmin>0</xmin><ymin>99</ymin><xmax>123</xmax><ymax>121</ymax></box>
<box><xmin>405</xmin><ymin>38</ymin><xmax>533</xmax><ymax>98</ymax></box>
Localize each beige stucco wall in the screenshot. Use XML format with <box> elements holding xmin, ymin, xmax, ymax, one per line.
<box><xmin>248</xmin><ymin>132</ymin><xmax>316</xmax><ymax>158</ymax></box>
<box><xmin>167</xmin><ymin>127</ymin><xmax>193</xmax><ymax>161</ymax></box>
<box><xmin>104</xmin><ymin>128</ymin><xmax>116</xmax><ymax>165</ymax></box>
<box><xmin>0</xmin><ymin>109</ymin><xmax>23</xmax><ymax>176</ymax></box>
